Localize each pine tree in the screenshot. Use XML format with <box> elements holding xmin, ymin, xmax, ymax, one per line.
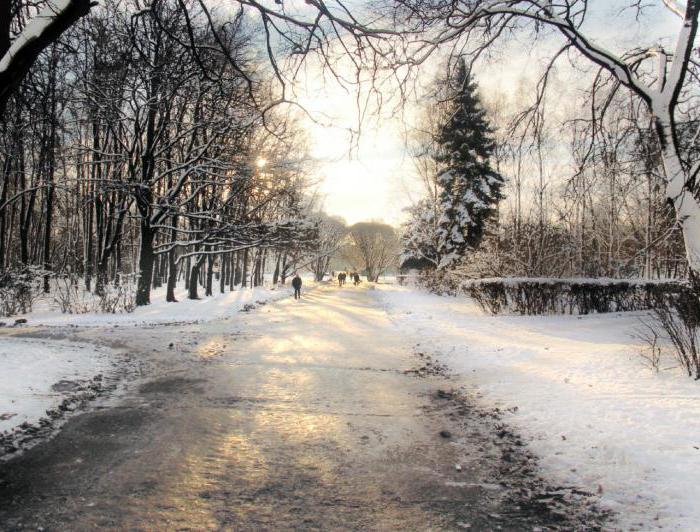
<box><xmin>435</xmin><ymin>59</ymin><xmax>504</xmax><ymax>269</ymax></box>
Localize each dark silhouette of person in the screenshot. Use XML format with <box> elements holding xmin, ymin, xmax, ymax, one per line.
<box><xmin>338</xmin><ymin>272</ymin><xmax>346</xmax><ymax>287</ymax></box>
<box><xmin>353</xmin><ymin>272</ymin><xmax>360</xmax><ymax>286</ymax></box>
<box><xmin>292</xmin><ymin>273</ymin><xmax>302</xmax><ymax>300</ymax></box>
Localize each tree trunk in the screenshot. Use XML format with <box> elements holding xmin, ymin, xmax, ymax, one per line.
<box><xmin>188</xmin><ymin>255</ymin><xmax>206</xmax><ymax>299</ymax></box>
<box><xmin>252</xmin><ymin>251</ymin><xmax>262</xmax><ymax>287</ymax></box>
<box><xmin>42</xmin><ymin>49</ymin><xmax>57</xmax><ymax>293</ymax></box>
<box><xmin>272</xmin><ymin>253</ymin><xmax>281</xmax><ymax>285</ymax></box>
<box><xmin>656</xmin><ymin>116</ymin><xmax>700</xmax><ymax>284</ymax></box>
<box><xmin>228</xmin><ymin>251</ymin><xmax>240</xmax><ymax>291</ymax></box>
<box><xmin>280</xmin><ymin>252</ymin><xmax>288</xmax><ymax>285</ymax></box>
<box><xmin>220</xmin><ymin>253</ymin><xmax>227</xmax><ymax>294</ymax></box>
<box><xmin>135</xmin><ymin>222</ymin><xmax>155</xmax><ymax>306</ymax></box>
<box><xmin>95</xmin><ymin>255</ymin><xmax>109</xmax><ymax>296</ymax></box>
<box><xmin>152</xmin><ymin>253</ymin><xmax>162</xmax><ymax>289</ymax></box>
<box><xmin>0</xmin><ymin>149</ymin><xmax>9</xmax><ymax>269</ymax></box>
<box><xmin>205</xmin><ymin>253</ymin><xmax>214</xmax><ymax>296</ymax></box>
<box><xmin>166</xmin><ymin>251</ymin><xmax>178</xmax><ymax>302</ymax></box>
<box><xmin>241</xmin><ymin>249</ymin><xmax>249</xmax><ymax>288</ymax></box>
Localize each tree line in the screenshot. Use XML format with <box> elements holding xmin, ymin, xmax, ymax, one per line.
<box><xmin>0</xmin><ymin>0</ymin><xmax>326</xmax><ymax>308</ymax></box>
<box><xmin>401</xmin><ymin>57</ymin><xmax>689</xmax><ymax>281</ymax></box>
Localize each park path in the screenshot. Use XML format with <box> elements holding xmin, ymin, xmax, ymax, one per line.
<box><xmin>0</xmin><ymin>285</ymin><xmax>599</xmax><ymax>531</ymax></box>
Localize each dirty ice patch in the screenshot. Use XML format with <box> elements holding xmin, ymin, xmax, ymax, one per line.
<box><xmin>0</xmin><ymin>338</ymin><xmax>112</xmax><ymax>439</ymax></box>
<box><xmin>374</xmin><ymin>284</ymin><xmax>700</xmax><ymax>531</ymax></box>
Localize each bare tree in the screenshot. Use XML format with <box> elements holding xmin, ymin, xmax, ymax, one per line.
<box><xmin>347</xmin><ymin>222</ymin><xmax>399</xmax><ymax>282</ymax></box>
<box><xmin>308</xmin><ymin>213</ymin><xmax>346</xmax><ymax>281</ymax></box>
<box><xmin>382</xmin><ymin>0</ymin><xmax>700</xmax><ymax>287</ymax></box>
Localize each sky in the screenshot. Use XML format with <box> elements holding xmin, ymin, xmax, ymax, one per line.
<box><xmin>287</xmin><ymin>1</ymin><xmax>681</xmax><ymax>227</ymax></box>
<box><xmin>300</xmin><ymin>100</ymin><xmax>420</xmax><ymax>226</ymax></box>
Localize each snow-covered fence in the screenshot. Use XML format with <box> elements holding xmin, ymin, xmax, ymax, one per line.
<box><xmin>458</xmin><ymin>277</ymin><xmax>691</xmax><ymax>316</ymax></box>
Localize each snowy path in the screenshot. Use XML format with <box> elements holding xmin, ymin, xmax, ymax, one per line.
<box><xmin>0</xmin><ymin>285</ymin><xmax>601</xmax><ymax>530</ymax></box>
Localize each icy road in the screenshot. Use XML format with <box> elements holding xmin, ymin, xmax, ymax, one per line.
<box><xmin>0</xmin><ymin>285</ymin><xmax>603</xmax><ymax>530</ymax></box>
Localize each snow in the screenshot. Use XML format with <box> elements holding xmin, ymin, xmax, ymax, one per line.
<box><xmin>0</xmin><ymin>337</ymin><xmax>112</xmax><ymax>436</ymax></box>
<box><xmin>8</xmin><ymin>280</ymin><xmax>315</xmax><ymax>327</ymax></box>
<box><xmin>376</xmin><ymin>283</ymin><xmax>700</xmax><ymax>530</ymax></box>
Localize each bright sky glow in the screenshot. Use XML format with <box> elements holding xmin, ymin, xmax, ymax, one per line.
<box><xmin>293</xmin><ymin>62</ymin><xmax>423</xmax><ymax>226</ymax></box>
<box><xmin>308</xmin><ymin>122</ymin><xmax>419</xmax><ymax>226</ymax></box>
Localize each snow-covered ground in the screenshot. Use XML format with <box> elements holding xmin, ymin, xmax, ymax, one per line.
<box><xmin>0</xmin><ymin>338</ymin><xmax>114</xmax><ymax>442</ymax></box>
<box><xmin>376</xmin><ymin>284</ymin><xmax>700</xmax><ymax>531</ymax></box>
<box><xmin>8</xmin><ymin>279</ymin><xmax>315</xmax><ymax>327</ymax></box>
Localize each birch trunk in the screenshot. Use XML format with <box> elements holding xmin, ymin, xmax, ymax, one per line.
<box><xmin>655</xmin><ymin>115</ymin><xmax>700</xmax><ymax>287</ymax></box>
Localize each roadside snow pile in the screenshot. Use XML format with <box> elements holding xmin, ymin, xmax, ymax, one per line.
<box><xmin>0</xmin><ymin>337</ymin><xmax>115</xmax><ymax>457</ymax></box>
<box><xmin>376</xmin><ymin>284</ymin><xmax>700</xmax><ymax>530</ymax></box>
<box><xmin>7</xmin><ymin>281</ymin><xmax>313</xmax><ymax>327</ymax></box>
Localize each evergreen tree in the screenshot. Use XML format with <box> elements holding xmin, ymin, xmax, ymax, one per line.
<box><xmin>435</xmin><ymin>59</ymin><xmax>504</xmax><ymax>269</ymax></box>
<box><xmin>400</xmin><ymin>199</ymin><xmax>440</xmax><ymax>268</ymax></box>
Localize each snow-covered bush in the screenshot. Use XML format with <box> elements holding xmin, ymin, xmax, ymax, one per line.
<box><xmin>459</xmin><ymin>277</ymin><xmax>689</xmax><ymax>316</ymax></box>
<box><xmin>647</xmin><ymin>289</ymin><xmax>700</xmax><ymax>379</ymax></box>
<box><xmin>53</xmin><ymin>274</ymin><xmax>137</xmax><ymax>314</ymax></box>
<box><xmin>97</xmin><ymin>275</ymin><xmax>136</xmax><ymax>314</ymax></box>
<box><xmin>0</xmin><ymin>268</ymin><xmax>45</xmax><ymax>316</ymax></box>
<box><xmin>53</xmin><ymin>275</ymin><xmax>95</xmax><ymax>314</ymax></box>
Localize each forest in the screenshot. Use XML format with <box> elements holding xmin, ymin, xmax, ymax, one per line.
<box><xmin>0</xmin><ymin>0</ymin><xmax>336</xmax><ymax>312</ymax></box>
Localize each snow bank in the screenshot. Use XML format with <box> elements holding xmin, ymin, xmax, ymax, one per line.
<box><xmin>376</xmin><ymin>284</ymin><xmax>700</xmax><ymax>530</ymax></box>
<box><xmin>9</xmin><ymin>280</ymin><xmax>314</xmax><ymax>327</ymax></box>
<box><xmin>0</xmin><ymin>337</ymin><xmax>113</xmax><ymax>447</ymax></box>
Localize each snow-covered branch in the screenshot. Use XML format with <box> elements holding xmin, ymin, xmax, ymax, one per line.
<box><xmin>0</xmin><ymin>0</ymin><xmax>94</xmax><ymax>111</ymax></box>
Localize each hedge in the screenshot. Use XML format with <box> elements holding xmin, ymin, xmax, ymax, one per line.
<box><xmin>457</xmin><ymin>277</ymin><xmax>692</xmax><ymax>316</ymax></box>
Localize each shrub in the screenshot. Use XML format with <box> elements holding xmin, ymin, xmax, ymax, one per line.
<box><xmin>648</xmin><ymin>288</ymin><xmax>700</xmax><ymax>379</ymax></box>
<box><xmin>634</xmin><ymin>321</ymin><xmax>663</xmax><ymax>373</ymax></box>
<box><xmin>0</xmin><ymin>268</ymin><xmax>45</xmax><ymax>317</ymax></box>
<box><xmin>53</xmin><ymin>273</ymin><xmax>137</xmax><ymax>315</ymax></box>
<box><xmin>458</xmin><ymin>277</ymin><xmax>689</xmax><ymax>316</ymax></box>
<box><xmin>53</xmin><ymin>275</ymin><xmax>95</xmax><ymax>314</ymax></box>
<box><xmin>425</xmin><ymin>273</ymin><xmax>700</xmax><ymax>380</ymax></box>
<box><xmin>97</xmin><ymin>275</ymin><xmax>136</xmax><ymax>314</ymax></box>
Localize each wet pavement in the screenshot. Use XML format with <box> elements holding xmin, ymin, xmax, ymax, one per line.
<box><xmin>0</xmin><ymin>286</ymin><xmax>605</xmax><ymax>530</ymax></box>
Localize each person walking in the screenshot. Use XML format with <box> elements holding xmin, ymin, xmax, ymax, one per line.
<box><xmin>292</xmin><ymin>273</ymin><xmax>303</xmax><ymax>300</ymax></box>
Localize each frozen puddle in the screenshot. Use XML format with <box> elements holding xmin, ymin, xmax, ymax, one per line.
<box><xmin>0</xmin><ymin>337</ymin><xmax>116</xmax><ymax>453</ymax></box>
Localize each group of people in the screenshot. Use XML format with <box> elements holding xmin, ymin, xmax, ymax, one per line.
<box><xmin>336</xmin><ymin>271</ymin><xmax>361</xmax><ymax>287</ymax></box>
<box><xmin>290</xmin><ymin>269</ymin><xmax>362</xmax><ymax>302</ymax></box>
